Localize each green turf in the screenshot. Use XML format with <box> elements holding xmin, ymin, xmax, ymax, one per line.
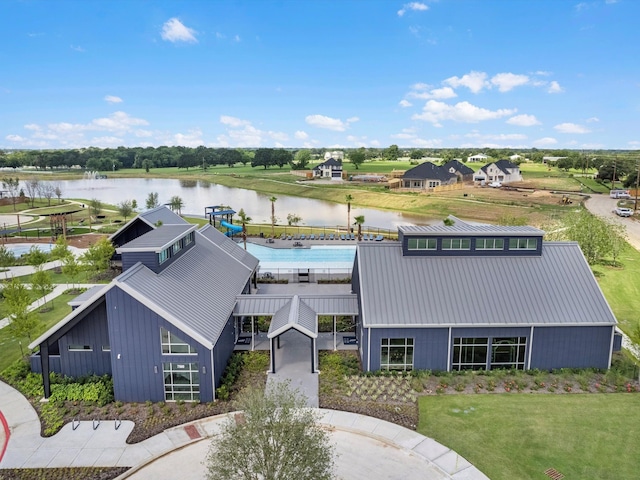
<box><xmin>418</xmin><ymin>394</ymin><xmax>640</xmax><ymax>480</ymax></box>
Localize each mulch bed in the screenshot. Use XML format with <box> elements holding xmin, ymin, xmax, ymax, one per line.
<box><xmin>0</xmin><ymin>467</ymin><xmax>128</xmax><ymax>480</ymax></box>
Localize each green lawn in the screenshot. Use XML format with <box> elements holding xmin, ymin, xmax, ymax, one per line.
<box><xmin>418</xmin><ymin>394</ymin><xmax>640</xmax><ymax>480</ymax></box>
<box><xmin>0</xmin><ymin>293</ymin><xmax>76</xmax><ymax>372</ymax></box>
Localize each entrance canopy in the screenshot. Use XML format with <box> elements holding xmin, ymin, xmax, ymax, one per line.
<box><xmin>268</xmin><ymin>295</ymin><xmax>317</xmax><ymax>339</ymax></box>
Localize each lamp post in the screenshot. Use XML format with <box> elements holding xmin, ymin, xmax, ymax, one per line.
<box><xmin>635</xmin><ymin>162</ymin><xmax>639</xmax><ymax>214</ymax></box>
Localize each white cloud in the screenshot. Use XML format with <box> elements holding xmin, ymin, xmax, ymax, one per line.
<box><xmin>409</xmin><ymin>86</ymin><xmax>457</xmax><ymax>100</ymax></box>
<box><xmin>411</xmin><ymin>83</ymin><xmax>430</xmax><ymax>90</ymax></box>
<box><xmin>90</xmin><ymin>136</ymin><xmax>124</xmax><ymax>147</ymax></box>
<box><xmin>305</xmin><ymin>114</ymin><xmax>353</xmax><ymax>131</ymax></box>
<box><xmin>90</xmin><ymin>111</ymin><xmax>149</xmax><ymax>131</ymax></box>
<box><xmin>507</xmin><ymin>114</ymin><xmax>541</xmax><ymax>126</ymax></box>
<box><xmin>399</xmin><ymin>99</ymin><xmax>413</xmax><ymax>108</ymax></box>
<box><xmin>548</xmin><ymin>81</ymin><xmax>563</xmax><ymax>93</ymax></box>
<box><xmin>554</xmin><ymin>122</ymin><xmax>590</xmax><ymax>134</ymax></box>
<box><xmin>70</xmin><ymin>45</ymin><xmax>85</xmax><ymax>52</ymax></box>
<box><xmin>533</xmin><ymin>137</ymin><xmax>558</xmax><ymax>146</ymax></box>
<box><xmin>586</xmin><ymin>117</ymin><xmax>599</xmax><ymax>123</ymax></box>
<box><xmin>412</xmin><ymin>100</ymin><xmax>516</xmax><ymax>126</ymax></box>
<box><xmin>534</xmin><ymin>70</ymin><xmax>552</xmax><ymax>76</ymax></box>
<box><xmin>220</xmin><ymin>115</ymin><xmax>252</xmax><ymax>128</ymax></box>
<box><xmin>269</xmin><ymin>131</ymin><xmax>289</xmax><ymax>142</ymax></box>
<box><xmin>628</xmin><ymin>141</ymin><xmax>640</xmax><ymax>146</ymax></box>
<box><xmin>216</xmin><ymin>32</ymin><xmax>225</xmax><ymax>39</ymax></box>
<box><xmin>134</xmin><ymin>129</ymin><xmax>153</xmax><ymax>138</ymax></box>
<box><xmin>24</xmin><ymin>124</ymin><xmax>40</xmax><ymax>131</ymax></box>
<box><xmin>6</xmin><ymin>134</ymin><xmax>25</xmax><ymax>142</ymax></box>
<box><xmin>233</xmin><ymin>35</ymin><xmax>241</xmax><ymax>42</ymax></box>
<box><xmin>398</xmin><ymin>2</ymin><xmax>429</xmax><ymax>17</ymax></box>
<box><xmin>294</xmin><ymin>130</ymin><xmax>309</xmax><ymax>140</ymax></box>
<box><xmin>491</xmin><ymin>73</ymin><xmax>530</xmax><ymax>92</ymax></box>
<box><xmin>104</xmin><ymin>95</ymin><xmax>123</xmax><ymax>104</ymax></box>
<box><xmin>173</xmin><ymin>129</ymin><xmax>204</xmax><ymax>147</ymax></box>
<box><xmin>391</xmin><ymin>133</ymin><xmax>415</xmax><ymax>140</ymax></box>
<box><xmin>444</xmin><ymin>71</ymin><xmax>489</xmax><ymax>94</ymax></box>
<box><xmin>465</xmin><ymin>132</ymin><xmax>527</xmax><ymax>141</ymax></box>
<box><xmin>161</xmin><ymin>18</ymin><xmax>198</xmax><ymax>43</ymax></box>
<box><xmin>346</xmin><ymin>116</ymin><xmax>360</xmax><ymax>123</ymax></box>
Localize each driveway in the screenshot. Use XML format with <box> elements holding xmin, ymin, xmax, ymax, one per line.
<box><xmin>584</xmin><ymin>195</ymin><xmax>640</xmax><ymax>251</ymax></box>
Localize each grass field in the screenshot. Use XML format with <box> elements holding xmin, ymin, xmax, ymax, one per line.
<box><xmin>418</xmin><ymin>394</ymin><xmax>640</xmax><ymax>480</ymax></box>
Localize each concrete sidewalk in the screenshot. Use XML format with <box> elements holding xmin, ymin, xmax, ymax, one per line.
<box><xmin>0</xmin><ymin>380</ymin><xmax>488</xmax><ymax>478</ymax></box>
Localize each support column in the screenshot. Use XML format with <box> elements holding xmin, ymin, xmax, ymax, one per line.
<box><xmin>333</xmin><ymin>316</ymin><xmax>337</xmax><ymax>351</ymax></box>
<box><xmin>270</xmin><ymin>337</ymin><xmax>276</xmax><ymax>373</ymax></box>
<box><xmin>40</xmin><ymin>342</ymin><xmax>51</xmax><ymax>399</ymax></box>
<box><xmin>251</xmin><ymin>316</ymin><xmax>255</xmax><ymax>351</ymax></box>
<box><xmin>277</xmin><ymin>335</ymin><xmax>281</xmax><ymax>349</ymax></box>
<box><xmin>311</xmin><ymin>337</ymin><xmax>315</xmax><ymax>373</ymax></box>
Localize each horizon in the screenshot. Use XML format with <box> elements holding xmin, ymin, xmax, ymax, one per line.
<box><xmin>2</xmin><ymin>0</ymin><xmax>639</xmax><ymax>151</ymax></box>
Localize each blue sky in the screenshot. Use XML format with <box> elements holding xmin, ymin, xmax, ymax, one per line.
<box><xmin>1</xmin><ymin>0</ymin><xmax>638</xmax><ymax>150</ymax></box>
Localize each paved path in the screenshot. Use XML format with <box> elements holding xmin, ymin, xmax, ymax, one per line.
<box><xmin>0</xmin><ymin>381</ymin><xmax>487</xmax><ymax>479</ymax></box>
<box><xmin>584</xmin><ymin>194</ymin><xmax>640</xmax><ymax>251</ymax></box>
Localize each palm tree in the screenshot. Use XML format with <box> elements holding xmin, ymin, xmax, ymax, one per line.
<box><xmin>354</xmin><ymin>215</ymin><xmax>365</xmax><ymax>241</ymax></box>
<box><xmin>269</xmin><ymin>196</ymin><xmax>277</xmax><ymax>238</ymax></box>
<box><xmin>237</xmin><ymin>208</ymin><xmax>251</xmax><ymax>250</ymax></box>
<box><xmin>345</xmin><ymin>194</ymin><xmax>353</xmax><ymax>233</ymax></box>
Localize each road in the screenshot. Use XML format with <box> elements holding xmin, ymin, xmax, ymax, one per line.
<box><xmin>584</xmin><ymin>194</ymin><xmax>640</xmax><ymax>251</ymax></box>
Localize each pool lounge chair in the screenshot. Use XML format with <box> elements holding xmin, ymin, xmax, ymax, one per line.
<box><xmin>300</xmin><ymin>234</ymin><xmax>306</xmax><ymax>240</ymax></box>
<box><xmin>319</xmin><ymin>233</ymin><xmax>325</xmax><ymax>240</ymax></box>
<box><xmin>350</xmin><ymin>233</ymin><xmax>355</xmax><ymax>240</ymax></box>
<box><xmin>375</xmin><ymin>235</ymin><xmax>384</xmax><ymax>241</ymax></box>
<box><xmin>340</xmin><ymin>234</ymin><xmax>345</xmax><ymax>240</ymax></box>
<box><xmin>280</xmin><ymin>233</ymin><xmax>286</xmax><ymax>240</ymax></box>
<box><xmin>294</xmin><ymin>234</ymin><xmax>300</xmax><ymax>240</ymax></box>
<box><xmin>287</xmin><ymin>235</ymin><xmax>292</xmax><ymax>240</ymax></box>
<box><xmin>310</xmin><ymin>234</ymin><xmax>315</xmax><ymax>240</ymax></box>
<box><xmin>329</xmin><ymin>233</ymin><xmax>334</xmax><ymax>240</ymax></box>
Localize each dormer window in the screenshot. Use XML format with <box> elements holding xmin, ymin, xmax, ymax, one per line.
<box><xmin>159</xmin><ymin>248</ymin><xmax>170</xmax><ymax>264</ymax></box>
<box><xmin>509</xmin><ymin>238</ymin><xmax>537</xmax><ymax>250</ymax></box>
<box><xmin>172</xmin><ymin>241</ymin><xmax>182</xmax><ymax>255</ymax></box>
<box><xmin>408</xmin><ymin>238</ymin><xmax>437</xmax><ymax>251</ymax></box>
<box><xmin>442</xmin><ymin>238</ymin><xmax>471</xmax><ymax>250</ymax></box>
<box><xmin>476</xmin><ymin>238</ymin><xmax>504</xmax><ymax>250</ymax></box>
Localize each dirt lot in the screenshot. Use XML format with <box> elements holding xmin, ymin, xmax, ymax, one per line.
<box><xmin>1</xmin><ymin>233</ymin><xmax>107</xmax><ymax>249</ymax></box>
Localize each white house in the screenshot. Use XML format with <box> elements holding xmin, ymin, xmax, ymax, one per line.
<box><xmin>467</xmin><ymin>153</ymin><xmax>489</xmax><ymax>163</ymax></box>
<box><xmin>474</xmin><ymin>160</ymin><xmax>522</xmax><ymax>184</ymax></box>
<box><xmin>324</xmin><ymin>151</ymin><xmax>344</xmax><ymax>161</ymax></box>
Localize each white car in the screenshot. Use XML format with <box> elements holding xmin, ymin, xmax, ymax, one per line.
<box><xmin>488</xmin><ymin>181</ymin><xmax>502</xmax><ymax>188</ymax></box>
<box><xmin>614</xmin><ymin>207</ymin><xmax>633</xmax><ymax>217</ymax></box>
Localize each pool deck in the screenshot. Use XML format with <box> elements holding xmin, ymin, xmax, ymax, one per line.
<box><xmin>245</xmin><ymin>234</ymin><xmax>390</xmax><ymax>249</ymax></box>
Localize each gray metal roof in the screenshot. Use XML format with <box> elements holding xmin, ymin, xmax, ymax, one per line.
<box><xmin>115</xmin><ymin>229</ymin><xmax>257</xmax><ymax>349</ymax></box>
<box><xmin>116</xmin><ymin>224</ymin><xmax>196</xmax><ymax>252</ymax></box>
<box><xmin>68</xmin><ymin>285</ymin><xmax>105</xmax><ymax>307</ymax></box>
<box><xmin>109</xmin><ymin>206</ymin><xmax>187</xmax><ymax>241</ymax></box>
<box><xmin>198</xmin><ymin>224</ymin><xmax>259</xmax><ymax>272</ymax></box>
<box><xmin>301</xmin><ymin>295</ymin><xmax>359</xmax><ymax>315</ymax></box>
<box><xmin>267</xmin><ymin>296</ymin><xmax>318</xmax><ymax>339</ymax></box>
<box><xmin>356</xmin><ymin>241</ymin><xmax>617</xmax><ymax>328</ymax></box>
<box><xmin>234</xmin><ymin>294</ymin><xmax>358</xmax><ymax>316</ymax></box>
<box><xmin>399</xmin><ymin>222</ymin><xmax>543</xmax><ymax>236</ymax></box>
<box><xmin>234</xmin><ymin>296</ymin><xmax>292</xmax><ymax>316</ymax></box>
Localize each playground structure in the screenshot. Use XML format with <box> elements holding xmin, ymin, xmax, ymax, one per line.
<box><xmin>205</xmin><ymin>205</ymin><xmax>242</xmax><ymax>237</ymax></box>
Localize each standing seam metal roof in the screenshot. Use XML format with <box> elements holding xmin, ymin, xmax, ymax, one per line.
<box><xmin>116</xmin><ymin>225</ymin><xmax>196</xmax><ymax>251</ymax></box>
<box><xmin>356</xmin><ymin>242</ymin><xmax>617</xmax><ymax>328</ymax></box>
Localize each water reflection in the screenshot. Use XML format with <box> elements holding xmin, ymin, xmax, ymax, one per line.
<box><xmin>48</xmin><ymin>178</ymin><xmax>432</xmax><ymax>229</ymax></box>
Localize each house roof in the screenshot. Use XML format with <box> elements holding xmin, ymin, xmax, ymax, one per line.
<box><xmin>399</xmin><ymin>221</ymin><xmax>543</xmax><ymax>237</ymax></box>
<box><xmin>355</xmin><ymin>241</ymin><xmax>617</xmax><ymax>329</ymax></box>
<box><xmin>481</xmin><ymin>159</ymin><xmax>519</xmax><ymax>175</ymax></box>
<box><xmin>198</xmin><ymin>224</ymin><xmax>260</xmax><ymax>271</ymax></box>
<box><xmin>402</xmin><ymin>162</ymin><xmax>456</xmax><ymax>182</ymax></box>
<box><xmin>67</xmin><ymin>285</ymin><xmax>105</xmax><ymax>307</ymax></box>
<box><xmin>234</xmin><ymin>294</ymin><xmax>358</xmax><ymax>317</ymax></box>
<box><xmin>313</xmin><ymin>158</ymin><xmax>342</xmax><ymax>170</ymax></box>
<box><xmin>443</xmin><ymin>160</ymin><xmax>474</xmax><ymax>176</ymax></box>
<box><xmin>109</xmin><ymin>206</ymin><xmax>188</xmax><ymax>242</ymax></box>
<box><xmin>116</xmin><ymin>224</ymin><xmax>196</xmax><ymax>253</ymax></box>
<box><xmin>268</xmin><ymin>295</ymin><xmax>318</xmax><ymax>339</ymax></box>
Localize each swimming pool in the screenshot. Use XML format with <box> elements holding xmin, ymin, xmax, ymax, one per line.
<box><xmin>245</xmin><ymin>243</ymin><xmax>356</xmax><ymax>271</ymax></box>
<box><xmin>3</xmin><ymin>243</ymin><xmax>82</xmax><ymax>257</ymax></box>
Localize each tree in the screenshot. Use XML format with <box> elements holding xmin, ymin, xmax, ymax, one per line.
<box><xmin>24</xmin><ymin>177</ymin><xmax>40</xmax><ymax>207</ymax></box>
<box><xmin>354</xmin><ymin>215</ymin><xmax>365</xmax><ymax>241</ymax></box>
<box><xmin>237</xmin><ymin>208</ymin><xmax>251</xmax><ymax>251</ymax></box>
<box><xmin>62</xmin><ymin>254</ymin><xmax>82</xmax><ymax>290</ymax></box>
<box><xmin>50</xmin><ymin>236</ymin><xmax>72</xmax><ymax>261</ymax></box>
<box><xmin>563</xmin><ymin>210</ymin><xmax>618</xmax><ymax>264</ymax></box>
<box><xmin>25</xmin><ymin>245</ymin><xmax>48</xmax><ymax>269</ymax></box>
<box><xmin>252</xmin><ymin>149</ymin><xmax>274</xmax><ymax>169</ymax></box>
<box><xmin>81</xmin><ymin>238</ymin><xmax>115</xmax><ymax>275</ymax></box>
<box><xmin>118</xmin><ymin>200</ymin><xmax>134</xmax><ymax>222</ymax></box>
<box><xmin>293</xmin><ymin>150</ymin><xmax>311</xmax><ymax>170</ymax></box>
<box><xmin>169</xmin><ymin>196</ymin><xmax>184</xmax><ymax>215</ymax></box>
<box><xmin>410</xmin><ymin>149</ymin><xmax>424</xmax><ymax>160</ymax></box>
<box><xmin>206</xmin><ymin>381</ymin><xmax>335</xmax><ymax>480</ymax></box>
<box><xmin>41</xmin><ymin>183</ymin><xmax>55</xmax><ymax>206</ymax></box>
<box><xmin>0</xmin><ymin>245</ymin><xmax>16</xmax><ymax>268</ymax></box>
<box><xmin>384</xmin><ymin>144</ymin><xmax>399</xmax><ymax>161</ymax></box>
<box><xmin>3</xmin><ymin>279</ymin><xmax>41</xmax><ymax>343</ymax></box>
<box><xmin>287</xmin><ymin>213</ymin><xmax>302</xmax><ymax>226</ymax></box>
<box><xmin>272</xmin><ymin>149</ymin><xmax>293</xmax><ymax>168</ymax></box>
<box><xmin>349</xmin><ymin>148</ymin><xmax>366</xmax><ymax>170</ymax></box>
<box><xmin>269</xmin><ymin>196</ymin><xmax>277</xmax><ymax>238</ymax></box>
<box><xmin>146</xmin><ymin>192</ymin><xmax>160</xmax><ymax>210</ymax></box>
<box><xmin>2</xmin><ymin>177</ymin><xmax>21</xmax><ymax>211</ymax></box>
<box><xmin>53</xmin><ymin>183</ymin><xmax>63</xmax><ymax>203</ymax></box>
<box><xmin>89</xmin><ymin>198</ymin><xmax>103</xmax><ymax>217</ymax></box>
<box><xmin>345</xmin><ymin>194</ymin><xmax>353</xmax><ymax>232</ymax></box>
<box><xmin>31</xmin><ymin>267</ymin><xmax>54</xmax><ymax>309</ymax></box>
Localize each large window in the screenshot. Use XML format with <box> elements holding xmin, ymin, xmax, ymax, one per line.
<box><xmin>184</xmin><ymin>232</ymin><xmax>194</xmax><ymax>246</ymax></box>
<box><xmin>407</xmin><ymin>238</ymin><xmax>437</xmax><ymax>251</ymax></box>
<box><xmin>509</xmin><ymin>238</ymin><xmax>537</xmax><ymax>250</ymax></box>
<box><xmin>163</xmin><ymin>362</ymin><xmax>200</xmax><ymax>401</ymax></box>
<box><xmin>172</xmin><ymin>240</ymin><xmax>182</xmax><ymax>255</ymax></box>
<box><xmin>475</xmin><ymin>238</ymin><xmax>504</xmax><ymax>250</ymax></box>
<box><xmin>161</xmin><ymin>327</ymin><xmax>197</xmax><ymax>355</ymax></box>
<box><xmin>452</xmin><ymin>337</ymin><xmax>488</xmax><ymax>370</ymax></box>
<box><xmin>491</xmin><ymin>337</ymin><xmax>527</xmax><ymax>370</ymax></box>
<box><xmin>158</xmin><ymin>248</ymin><xmax>170</xmax><ymax>264</ymax></box>
<box><xmin>453</xmin><ymin>337</ymin><xmax>527</xmax><ymax>371</ymax></box>
<box><xmin>442</xmin><ymin>238</ymin><xmax>471</xmax><ymax>250</ymax></box>
<box><xmin>380</xmin><ymin>338</ymin><xmax>414</xmax><ymax>371</ymax></box>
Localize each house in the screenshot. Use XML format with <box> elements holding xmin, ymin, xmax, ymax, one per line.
<box><xmin>401</xmin><ymin>162</ymin><xmax>457</xmax><ymax>190</ymax></box>
<box><xmin>352</xmin><ymin>217</ymin><xmax>619</xmax><ymax>372</ymax></box>
<box><xmin>313</xmin><ymin>158</ymin><xmax>343</xmax><ymax>180</ymax></box>
<box><xmin>30</xmin><ymin>208</ymin><xmax>260</xmax><ymax>402</ymax></box>
<box><xmin>442</xmin><ymin>160</ymin><xmax>474</xmax><ymax>183</ymax></box>
<box><xmin>473</xmin><ymin>160</ymin><xmax>522</xmax><ymax>184</ymax></box>
<box><xmin>324</xmin><ymin>151</ymin><xmax>344</xmax><ymax>161</ymax></box>
<box><xmin>467</xmin><ymin>153</ymin><xmax>489</xmax><ymax>163</ymax></box>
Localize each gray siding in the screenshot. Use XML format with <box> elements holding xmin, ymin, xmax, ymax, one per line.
<box><xmin>106</xmin><ymin>287</ymin><xmax>214</xmax><ymax>402</ymax></box>
<box><xmin>401</xmin><ymin>235</ymin><xmax>543</xmax><ymax>257</ymax></box>
<box><xmin>213</xmin><ymin>315</ymin><xmax>236</xmax><ymax>389</ymax></box>
<box><xmin>121</xmin><ymin>240</ymin><xmax>195</xmax><ymax>273</ymax></box>
<box><xmin>530</xmin><ymin>326</ymin><xmax>613</xmax><ymax>370</ymax></box>
<box><xmin>111</xmin><ymin>219</ymin><xmax>154</xmax><ymax>248</ymax></box>
<box><xmin>30</xmin><ymin>354</ymin><xmax>61</xmax><ymax>374</ymax></box>
<box><xmin>57</xmin><ymin>300</ymin><xmax>112</xmax><ymax>377</ymax></box>
<box><xmin>367</xmin><ymin>327</ymin><xmax>449</xmax><ymax>371</ymax></box>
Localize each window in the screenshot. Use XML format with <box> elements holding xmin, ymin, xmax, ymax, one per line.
<box><xmin>442</xmin><ymin>238</ymin><xmax>471</xmax><ymax>250</ymax></box>
<box><xmin>475</xmin><ymin>238</ymin><xmax>504</xmax><ymax>250</ymax></box>
<box><xmin>184</xmin><ymin>232</ymin><xmax>194</xmax><ymax>246</ymax></box>
<box><xmin>452</xmin><ymin>338</ymin><xmax>488</xmax><ymax>370</ymax></box>
<box><xmin>407</xmin><ymin>238</ymin><xmax>437</xmax><ymax>251</ymax></box>
<box><xmin>491</xmin><ymin>337</ymin><xmax>526</xmax><ymax>370</ymax></box>
<box><xmin>161</xmin><ymin>327</ymin><xmax>197</xmax><ymax>355</ymax></box>
<box><xmin>380</xmin><ymin>338</ymin><xmax>414</xmax><ymax>371</ymax></box>
<box><xmin>163</xmin><ymin>362</ymin><xmax>200</xmax><ymax>401</ymax></box>
<box><xmin>509</xmin><ymin>238</ymin><xmax>537</xmax><ymax>250</ymax></box>
<box><xmin>428</xmin><ymin>181</ymin><xmax>439</xmax><ymax>188</ymax></box>
<box><xmin>158</xmin><ymin>248</ymin><xmax>170</xmax><ymax>264</ymax></box>
<box><xmin>68</xmin><ymin>345</ymin><xmax>92</xmax><ymax>352</ymax></box>
<box><xmin>102</xmin><ymin>345</ymin><xmax>111</xmax><ymax>352</ymax></box>
<box><xmin>172</xmin><ymin>240</ymin><xmax>182</xmax><ymax>255</ymax></box>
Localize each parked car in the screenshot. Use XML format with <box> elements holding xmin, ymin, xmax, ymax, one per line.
<box><xmin>614</xmin><ymin>207</ymin><xmax>633</xmax><ymax>217</ymax></box>
<box><xmin>610</xmin><ymin>190</ymin><xmax>631</xmax><ymax>199</ymax></box>
<box><xmin>488</xmin><ymin>181</ymin><xmax>502</xmax><ymax>188</ymax></box>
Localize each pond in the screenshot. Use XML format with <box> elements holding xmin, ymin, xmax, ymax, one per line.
<box><xmin>44</xmin><ymin>178</ymin><xmax>431</xmax><ymax>229</ymax></box>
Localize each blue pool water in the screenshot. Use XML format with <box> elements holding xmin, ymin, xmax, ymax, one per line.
<box><xmin>245</xmin><ymin>243</ymin><xmax>356</xmax><ymax>271</ymax></box>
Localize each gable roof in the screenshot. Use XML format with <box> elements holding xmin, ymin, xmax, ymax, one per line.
<box><xmin>402</xmin><ymin>162</ymin><xmax>456</xmax><ymax>182</ymax></box>
<box><xmin>443</xmin><ymin>160</ymin><xmax>474</xmax><ymax>176</ymax></box>
<box><xmin>356</xmin><ymin>241</ymin><xmax>617</xmax><ymax>329</ymax></box>
<box><xmin>313</xmin><ymin>158</ymin><xmax>342</xmax><ymax>170</ymax></box>
<box><xmin>399</xmin><ymin>221</ymin><xmax>543</xmax><ymax>237</ymax></box>
<box><xmin>116</xmin><ymin>224</ymin><xmax>196</xmax><ymax>253</ymax></box>
<box><xmin>109</xmin><ymin>206</ymin><xmax>188</xmax><ymax>243</ymax></box>
<box><xmin>481</xmin><ymin>159</ymin><xmax>519</xmax><ymax>175</ymax></box>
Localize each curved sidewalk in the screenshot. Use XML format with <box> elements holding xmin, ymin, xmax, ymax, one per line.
<box><xmin>0</xmin><ymin>380</ymin><xmax>487</xmax><ymax>479</ymax></box>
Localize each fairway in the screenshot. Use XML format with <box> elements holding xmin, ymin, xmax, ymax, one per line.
<box><xmin>418</xmin><ymin>394</ymin><xmax>640</xmax><ymax>480</ymax></box>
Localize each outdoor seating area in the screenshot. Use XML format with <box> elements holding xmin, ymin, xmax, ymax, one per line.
<box><xmin>268</xmin><ymin>232</ymin><xmax>384</xmax><ymax>244</ymax></box>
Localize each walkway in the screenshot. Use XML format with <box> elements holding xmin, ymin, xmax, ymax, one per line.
<box><xmin>0</xmin><ymin>381</ymin><xmax>487</xmax><ymax>479</ymax></box>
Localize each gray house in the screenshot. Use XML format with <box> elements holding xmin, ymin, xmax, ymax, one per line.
<box><xmin>352</xmin><ymin>217</ymin><xmax>619</xmax><ymax>372</ymax></box>
<box><xmin>402</xmin><ymin>162</ymin><xmax>457</xmax><ymax>190</ymax></box>
<box><xmin>30</xmin><ymin>212</ymin><xmax>259</xmax><ymax>402</ymax></box>
<box><xmin>442</xmin><ymin>160</ymin><xmax>474</xmax><ymax>183</ymax></box>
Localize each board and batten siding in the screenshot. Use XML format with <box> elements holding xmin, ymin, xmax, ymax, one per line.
<box><xmin>105</xmin><ymin>286</ymin><xmax>214</xmax><ymax>402</ymax></box>
<box><xmin>530</xmin><ymin>326</ymin><xmax>613</xmax><ymax>370</ymax></box>
<box><xmin>212</xmin><ymin>315</ymin><xmax>236</xmax><ymax>388</ymax></box>
<box><xmin>366</xmin><ymin>327</ymin><xmax>449</xmax><ymax>371</ymax></box>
